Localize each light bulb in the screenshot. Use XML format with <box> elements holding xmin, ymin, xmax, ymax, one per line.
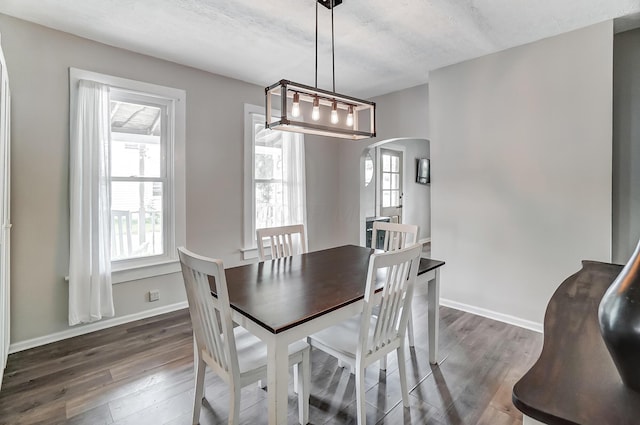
<box><xmin>312</xmin><ymin>96</ymin><xmax>320</xmax><ymax>121</ymax></box>
<box><xmin>291</xmin><ymin>92</ymin><xmax>300</xmax><ymax>118</ymax></box>
<box><xmin>346</xmin><ymin>106</ymin><xmax>354</xmax><ymax>127</ymax></box>
<box><xmin>331</xmin><ymin>101</ymin><xmax>339</xmax><ymax>124</ymax></box>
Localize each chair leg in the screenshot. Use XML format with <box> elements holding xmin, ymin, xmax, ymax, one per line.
<box><xmin>380</xmin><ymin>355</ymin><xmax>387</xmax><ymax>371</ymax></box>
<box><xmin>297</xmin><ymin>350</ymin><xmax>310</xmax><ymax>424</ymax></box>
<box><xmin>228</xmin><ymin>383</ymin><xmax>241</xmax><ymax>425</ymax></box>
<box><xmin>293</xmin><ymin>364</ymin><xmax>299</xmax><ymax>394</ymax></box>
<box><xmin>192</xmin><ymin>354</ymin><xmax>206</xmax><ymax>425</ymax></box>
<box><xmin>397</xmin><ymin>346</ymin><xmax>410</xmax><ymax>408</ymax></box>
<box><xmin>355</xmin><ymin>366</ymin><xmax>367</xmax><ymax>425</ymax></box>
<box><xmin>407</xmin><ymin>306</ymin><xmax>415</xmax><ymax>347</ymax></box>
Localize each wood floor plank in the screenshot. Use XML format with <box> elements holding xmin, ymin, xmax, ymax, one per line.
<box><xmin>108</xmin><ymin>374</ymin><xmax>194</xmax><ymax>422</ymax></box>
<box><xmin>65</xmin><ymin>404</ymin><xmax>114</xmax><ymax>425</ymax></box>
<box><xmin>477</xmin><ymin>405</ymin><xmax>520</xmax><ymax>425</ymax></box>
<box><xmin>107</xmin><ymin>337</ymin><xmax>192</xmax><ymax>381</ymax></box>
<box><xmin>0</xmin><ymin>400</ymin><xmax>67</xmax><ymax>425</ymax></box>
<box><xmin>65</xmin><ymin>356</ymin><xmax>193</xmax><ymax>419</ymax></box>
<box><xmin>0</xmin><ymin>369</ymin><xmax>113</xmax><ymax>423</ymax></box>
<box><xmin>375</xmin><ymin>394</ymin><xmax>445</xmax><ymax>425</ymax></box>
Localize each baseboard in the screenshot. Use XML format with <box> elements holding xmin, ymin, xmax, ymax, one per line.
<box><xmin>440</xmin><ymin>298</ymin><xmax>543</xmax><ymax>333</ymax></box>
<box><xmin>418</xmin><ymin>237</ymin><xmax>431</xmax><ymax>245</ymax></box>
<box><xmin>8</xmin><ymin>301</ymin><xmax>189</xmax><ymax>354</ymax></box>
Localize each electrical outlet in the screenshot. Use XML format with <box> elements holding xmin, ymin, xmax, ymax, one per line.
<box><xmin>149</xmin><ymin>289</ymin><xmax>160</xmax><ymax>302</ymax></box>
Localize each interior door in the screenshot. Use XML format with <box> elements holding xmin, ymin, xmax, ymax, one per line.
<box><xmin>379</xmin><ymin>148</ymin><xmax>403</xmax><ymax>222</ymax></box>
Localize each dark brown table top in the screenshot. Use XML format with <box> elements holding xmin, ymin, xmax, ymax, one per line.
<box><xmin>512</xmin><ymin>260</ymin><xmax>640</xmax><ymax>425</ymax></box>
<box><xmin>418</xmin><ymin>257</ymin><xmax>445</xmax><ymax>275</ymax></box>
<box><xmin>220</xmin><ymin>245</ymin><xmax>444</xmax><ymax>335</ymax></box>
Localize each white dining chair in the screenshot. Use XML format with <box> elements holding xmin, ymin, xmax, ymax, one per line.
<box><xmin>255</xmin><ymin>224</ymin><xmax>308</xmax><ymax>389</ymax></box>
<box><xmin>371</xmin><ymin>221</ymin><xmax>420</xmax><ymax>366</ymax></box>
<box><xmin>256</xmin><ymin>224</ymin><xmax>307</xmax><ymax>261</ymax></box>
<box><xmin>178</xmin><ymin>247</ymin><xmax>311</xmax><ymax>425</ymax></box>
<box><xmin>372</xmin><ymin>221</ymin><xmax>419</xmax><ymax>252</ymax></box>
<box><xmin>307</xmin><ymin>244</ymin><xmax>422</xmax><ymax>425</ymax></box>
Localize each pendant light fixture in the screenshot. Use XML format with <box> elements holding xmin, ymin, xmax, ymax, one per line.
<box><xmin>265</xmin><ymin>0</ymin><xmax>376</xmax><ymax>140</ymax></box>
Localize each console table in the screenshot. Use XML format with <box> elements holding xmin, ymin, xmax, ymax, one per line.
<box><xmin>512</xmin><ymin>261</ymin><xmax>640</xmax><ymax>424</ymax></box>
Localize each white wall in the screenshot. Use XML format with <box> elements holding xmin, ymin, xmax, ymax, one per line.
<box><xmin>612</xmin><ymin>27</ymin><xmax>640</xmax><ymax>264</ymax></box>
<box><xmin>0</xmin><ymin>14</ymin><xmax>343</xmax><ymax>344</ymax></box>
<box><xmin>429</xmin><ymin>22</ymin><xmax>614</xmax><ymax>326</ymax></box>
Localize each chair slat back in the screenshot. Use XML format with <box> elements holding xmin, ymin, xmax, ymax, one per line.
<box><xmin>372</xmin><ymin>221</ymin><xmax>419</xmax><ymax>251</ymax></box>
<box><xmin>178</xmin><ymin>247</ymin><xmax>238</xmax><ymax>377</ymax></box>
<box><xmin>256</xmin><ymin>224</ymin><xmax>307</xmax><ymax>261</ymax></box>
<box><xmin>359</xmin><ymin>244</ymin><xmax>422</xmax><ymax>359</ymax></box>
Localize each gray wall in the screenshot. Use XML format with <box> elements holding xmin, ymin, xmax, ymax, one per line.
<box><xmin>0</xmin><ymin>14</ymin><xmax>343</xmax><ymax>343</ymax></box>
<box><xmin>613</xmin><ymin>27</ymin><xmax>640</xmax><ymax>264</ymax></box>
<box><xmin>429</xmin><ymin>22</ymin><xmax>613</xmax><ymax>325</ymax></box>
<box><xmin>399</xmin><ymin>140</ymin><xmax>430</xmax><ymax>240</ymax></box>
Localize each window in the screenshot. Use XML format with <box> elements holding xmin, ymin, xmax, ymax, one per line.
<box><xmin>242</xmin><ymin>104</ymin><xmax>306</xmax><ymax>259</ymax></box>
<box><xmin>70</xmin><ymin>69</ymin><xmax>185</xmax><ymax>283</ymax></box>
<box><xmin>109</xmin><ymin>91</ymin><xmax>169</xmax><ymax>263</ymax></box>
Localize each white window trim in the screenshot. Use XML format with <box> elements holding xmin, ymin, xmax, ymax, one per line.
<box><xmin>69</xmin><ymin>68</ymin><xmax>186</xmax><ymax>283</ymax></box>
<box><xmin>242</xmin><ymin>104</ymin><xmax>261</xmax><ymax>260</ymax></box>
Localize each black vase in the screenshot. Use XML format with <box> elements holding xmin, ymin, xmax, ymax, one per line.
<box><xmin>598</xmin><ymin>240</ymin><xmax>640</xmax><ymax>391</ymax></box>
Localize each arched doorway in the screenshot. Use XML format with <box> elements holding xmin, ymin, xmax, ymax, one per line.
<box><xmin>359</xmin><ymin>138</ymin><xmax>431</xmax><ymax>248</ymax></box>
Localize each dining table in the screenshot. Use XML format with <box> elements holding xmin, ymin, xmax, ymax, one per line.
<box><xmin>220</xmin><ymin>244</ymin><xmax>444</xmax><ymax>425</ymax></box>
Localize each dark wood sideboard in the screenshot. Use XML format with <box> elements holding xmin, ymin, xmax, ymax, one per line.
<box><xmin>512</xmin><ymin>261</ymin><xmax>640</xmax><ymax>424</ymax></box>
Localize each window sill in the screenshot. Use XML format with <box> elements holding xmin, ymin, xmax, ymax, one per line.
<box><xmin>239</xmin><ymin>247</ymin><xmax>259</xmax><ymax>261</ymax></box>
<box><xmin>65</xmin><ymin>259</ymin><xmax>181</xmax><ymax>285</ymax></box>
<box><xmin>112</xmin><ymin>259</ymin><xmax>181</xmax><ymax>284</ymax></box>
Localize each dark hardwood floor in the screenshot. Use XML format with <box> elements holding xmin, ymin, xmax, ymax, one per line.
<box><xmin>0</xmin><ymin>292</ymin><xmax>542</xmax><ymax>425</ymax></box>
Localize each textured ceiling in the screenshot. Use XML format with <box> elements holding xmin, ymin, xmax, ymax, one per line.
<box><xmin>1</xmin><ymin>0</ymin><xmax>639</xmax><ymax>98</ymax></box>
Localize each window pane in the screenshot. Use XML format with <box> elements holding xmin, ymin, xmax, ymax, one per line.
<box><xmin>382</xmin><ymin>154</ymin><xmax>390</xmax><ymax>172</ymax></box>
<box><xmin>256</xmin><ymin>182</ymin><xmax>284</xmax><ymax>229</ymax></box>
<box><xmin>382</xmin><ymin>173</ymin><xmax>391</xmax><ymax>189</ymax></box>
<box><xmin>364</xmin><ymin>155</ymin><xmax>374</xmax><ymax>185</ymax></box>
<box><xmin>111</xmin><ymin>100</ymin><xmax>162</xmax><ymax>178</ymax></box>
<box><xmin>255</xmin><ymin>145</ymin><xmax>282</xmax><ymax>180</ymax></box>
<box><xmin>382</xmin><ymin>190</ymin><xmax>391</xmax><ymax>207</ymax></box>
<box><xmin>111</xmin><ymin>138</ymin><xmax>161</xmax><ymax>178</ymax></box>
<box><xmin>391</xmin><ymin>173</ymin><xmax>399</xmax><ymax>190</ymax></box>
<box><xmin>111</xmin><ymin>181</ymin><xmax>164</xmax><ymax>260</ymax></box>
<box><xmin>392</xmin><ymin>190</ymin><xmax>400</xmax><ymax>206</ymax></box>
<box><xmin>391</xmin><ymin>156</ymin><xmax>399</xmax><ymax>172</ymax></box>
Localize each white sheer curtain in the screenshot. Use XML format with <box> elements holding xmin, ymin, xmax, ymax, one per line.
<box><xmin>282</xmin><ymin>132</ymin><xmax>307</xmax><ymax>228</ymax></box>
<box><xmin>253</xmin><ymin>113</ymin><xmax>307</xmax><ymax>231</ymax></box>
<box><xmin>69</xmin><ymin>79</ymin><xmax>115</xmax><ymax>326</ymax></box>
